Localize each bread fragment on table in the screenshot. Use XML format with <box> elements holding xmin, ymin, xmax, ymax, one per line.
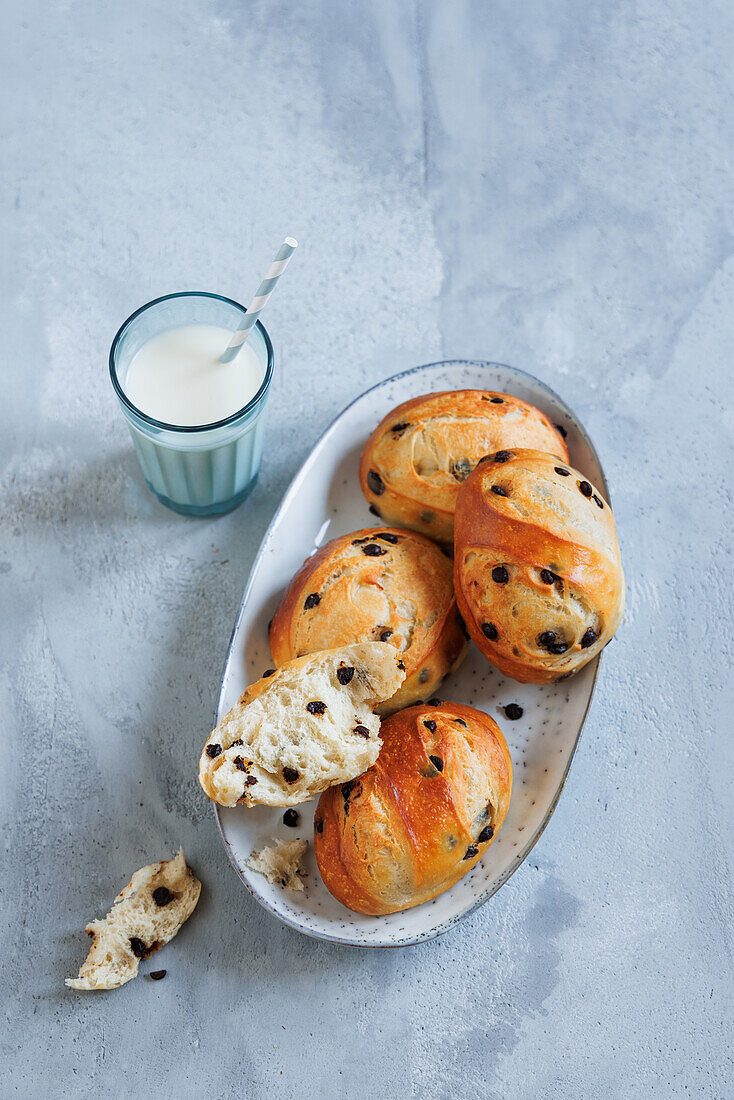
<box><xmin>269</xmin><ymin>526</ymin><xmax>468</xmax><ymax>714</ymax></box>
<box><xmin>359</xmin><ymin>389</ymin><xmax>568</xmax><ymax>543</ymax></box>
<box><xmin>65</xmin><ymin>849</ymin><xmax>201</xmax><ymax>991</ymax></box>
<box><xmin>199</xmin><ymin>642</ymin><xmax>405</xmax><ymax>808</ymax></box>
<box><xmin>247</xmin><ymin>838</ymin><xmax>308</xmax><ymax>892</ymax></box>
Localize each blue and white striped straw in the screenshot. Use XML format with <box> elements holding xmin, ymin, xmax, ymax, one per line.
<box><xmin>220</xmin><ymin>237</ymin><xmax>298</xmax><ymax>363</ymax></box>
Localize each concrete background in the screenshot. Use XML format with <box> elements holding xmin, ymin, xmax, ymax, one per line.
<box><xmin>1</xmin><ymin>1</ymin><xmax>732</xmax><ymax>1096</ymax></box>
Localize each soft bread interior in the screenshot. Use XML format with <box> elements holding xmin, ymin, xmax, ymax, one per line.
<box><xmin>247</xmin><ymin>839</ymin><xmax>308</xmax><ymax>892</ymax></box>
<box><xmin>66</xmin><ymin>849</ymin><xmax>201</xmax><ymax>991</ymax></box>
<box><xmin>199</xmin><ymin>642</ymin><xmax>405</xmax><ymax>808</ymax></box>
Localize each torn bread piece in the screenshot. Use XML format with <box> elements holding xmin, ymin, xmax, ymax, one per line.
<box><xmin>247</xmin><ymin>838</ymin><xmax>308</xmax><ymax>892</ymax></box>
<box><xmin>199</xmin><ymin>641</ymin><xmax>405</xmax><ymax>808</ymax></box>
<box><xmin>66</xmin><ymin>849</ymin><xmax>201</xmax><ymax>991</ymax></box>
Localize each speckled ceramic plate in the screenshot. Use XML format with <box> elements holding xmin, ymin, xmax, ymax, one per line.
<box><xmin>215</xmin><ymin>361</ymin><xmax>608</xmax><ymax>947</ymax></box>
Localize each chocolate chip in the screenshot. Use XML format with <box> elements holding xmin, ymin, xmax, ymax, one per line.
<box><xmin>282</xmin><ymin>809</ymin><xmax>300</xmax><ymax>827</ymax></box>
<box><xmin>454</xmin><ymin>718</ymin><xmax>468</xmax><ymax>728</ymax></box>
<box><xmin>556</xmin><ymin>424</ymin><xmax>567</xmax><ymax>438</ymax></box>
<box><xmin>549</xmin><ymin>642</ymin><xmax>568</xmax><ymax>654</ymax></box>
<box><xmin>341</xmin><ymin>780</ymin><xmax>362</xmax><ymax>816</ymax></box>
<box><xmin>282</xmin><ymin>767</ymin><xmax>299</xmax><ymax>784</ymax></box>
<box><xmin>429</xmin><ymin>754</ymin><xmax>444</xmax><ymax>771</ymax></box>
<box><xmin>353</xmin><ymin>724</ymin><xmax>371</xmax><ymax>738</ymax></box>
<box><xmin>245</xmin><ymin>775</ymin><xmax>258</xmax><ymax>786</ymax></box>
<box><xmin>231</xmin><ymin>739</ymin><xmax>244</xmax><ymax>747</ymax></box>
<box><xmin>478</xmin><ymin>825</ymin><xmax>494</xmax><ymax>843</ymax></box>
<box><xmin>539</xmin><ymin>569</ymin><xmax>558</xmax><ymax>585</ymax></box>
<box><xmin>380</xmin><ymin>629</ymin><xmax>393</xmax><ymax>642</ymax></box>
<box><xmin>234</xmin><ymin>756</ymin><xmax>248</xmax><ymax>772</ymax></box>
<box><xmin>336</xmin><ymin>666</ymin><xmax>355</xmax><ymax>685</ymax></box>
<box><xmin>149</xmin><ymin>970</ymin><xmax>166</xmax><ymax>981</ymax></box>
<box><xmin>451</xmin><ymin>459</ymin><xmax>473</xmax><ymax>482</ymax></box>
<box><xmin>262</xmin><ymin>669</ymin><xmax>276</xmax><ymax>678</ymax></box>
<box><xmin>391</xmin><ymin>421</ymin><xmax>410</xmax><ymax>434</ymax></box>
<box><xmin>477</xmin><ymin>455</ymin><xmax>492</xmax><ymax>465</ymax></box>
<box><xmin>367</xmin><ymin>470</ymin><xmax>385</xmax><ymax>495</ymax></box>
<box><xmin>306</xmin><ymin>701</ymin><xmax>327</xmax><ymax>715</ymax></box>
<box><xmin>397</xmin><ymin>660</ymin><xmax>405</xmax><ymax>670</ymax></box>
<box><xmin>495</xmin><ymin>451</ymin><xmax>513</xmax><ymax>465</ymax></box>
<box><xmin>593</xmin><ymin>494</ymin><xmax>604</xmax><ymax>509</ymax></box>
<box><xmin>463</xmin><ymin>845</ymin><xmax>479</xmax><ymax>860</ymax></box>
<box><xmin>482</xmin><ymin>622</ymin><xmax>498</xmax><ymax>640</ymax></box>
<box><xmin>205</xmin><ymin>743</ymin><xmax>222</xmax><ymax>759</ymax></box>
<box><xmin>427</xmin><ymin>697</ymin><xmax>442</xmax><ymax>706</ymax></box>
<box><xmin>490</xmin><ymin>397</ymin><xmax>504</xmax><ymax>404</ymax></box>
<box><xmin>492</xmin><ymin>566</ymin><xmax>509</xmax><ymax>584</ymax></box>
<box><xmin>578</xmin><ymin>480</ymin><xmax>593</xmax><ymax>498</ymax></box>
<box><xmin>314</xmin><ymin>817</ymin><xmax>324</xmax><ymax>834</ymax></box>
<box><xmin>504</xmin><ymin>703</ymin><xmax>523</xmax><ymax>720</ymax></box>
<box><xmin>351</xmin><ymin>536</ymin><xmax>369</xmax><ymax>544</ymax></box>
<box><xmin>491</xmin><ymin>485</ymin><xmax>508</xmax><ymax>497</ymax></box>
<box><xmin>581</xmin><ymin>628</ymin><xmax>597</xmax><ymax>648</ymax></box>
<box><xmin>362</xmin><ymin>543</ymin><xmax>387</xmax><ymax>557</ymax></box>
<box><xmin>423</xmin><ymin>719</ymin><xmax>437</xmax><ymax>732</ymax></box>
<box><xmin>152</xmin><ymin>887</ymin><xmax>174</xmax><ymax>907</ymax></box>
<box><xmin>129</xmin><ymin>937</ymin><xmax>148</xmax><ymax>959</ymax></box>
<box><xmin>375</xmin><ymin>532</ymin><xmax>399</xmax><ymax>543</ymax></box>
<box><xmin>304</xmin><ymin>593</ymin><xmax>320</xmax><ymax>610</ymax></box>
<box><xmin>538</xmin><ymin>631</ymin><xmax>557</xmax><ymax>647</ymax></box>
<box><xmin>369</xmin><ymin>504</ymin><xmax>382</xmax><ymax>518</ymax></box>
<box><xmin>555</xmin><ymin>467</ymin><xmax>570</xmax><ymax>476</ymax></box>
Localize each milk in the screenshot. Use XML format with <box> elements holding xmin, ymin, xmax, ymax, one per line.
<box><xmin>124</xmin><ymin>323</ymin><xmax>264</xmax><ymax>426</ymax></box>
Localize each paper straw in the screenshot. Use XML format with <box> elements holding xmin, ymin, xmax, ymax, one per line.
<box><xmin>220</xmin><ymin>237</ymin><xmax>298</xmax><ymax>363</ymax></box>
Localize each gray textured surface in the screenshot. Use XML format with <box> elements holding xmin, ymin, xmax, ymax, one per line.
<box><xmin>1</xmin><ymin>1</ymin><xmax>732</xmax><ymax>1097</ymax></box>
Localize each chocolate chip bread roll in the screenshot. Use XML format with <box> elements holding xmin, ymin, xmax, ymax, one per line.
<box><xmin>359</xmin><ymin>390</ymin><xmax>568</xmax><ymax>543</ymax></box>
<box><xmin>314</xmin><ymin>702</ymin><xmax>512</xmax><ymax>915</ymax></box>
<box><xmin>269</xmin><ymin>527</ymin><xmax>468</xmax><ymax>714</ymax></box>
<box><xmin>453</xmin><ymin>449</ymin><xmax>625</xmax><ymax>683</ymax></box>
<box><xmin>199</xmin><ymin>643</ymin><xmax>405</xmax><ymax>808</ymax></box>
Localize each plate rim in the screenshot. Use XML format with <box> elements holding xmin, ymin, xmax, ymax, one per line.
<box><xmin>213</xmin><ymin>359</ymin><xmax>609</xmax><ymax>948</ymax></box>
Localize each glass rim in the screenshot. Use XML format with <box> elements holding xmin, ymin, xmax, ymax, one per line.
<box><xmin>109</xmin><ymin>291</ymin><xmax>275</xmax><ymax>434</ymax></box>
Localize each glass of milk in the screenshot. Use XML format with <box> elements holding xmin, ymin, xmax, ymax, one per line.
<box><xmin>110</xmin><ymin>292</ymin><xmax>274</xmax><ymax>516</ymax></box>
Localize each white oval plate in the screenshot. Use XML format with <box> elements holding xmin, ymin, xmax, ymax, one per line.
<box><xmin>215</xmin><ymin>361</ymin><xmax>609</xmax><ymax>947</ymax></box>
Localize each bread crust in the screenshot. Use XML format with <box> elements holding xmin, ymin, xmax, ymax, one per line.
<box><xmin>453</xmin><ymin>448</ymin><xmax>625</xmax><ymax>683</ymax></box>
<box><xmin>359</xmin><ymin>390</ymin><xmax>569</xmax><ymax>543</ymax></box>
<box><xmin>314</xmin><ymin>702</ymin><xmax>512</xmax><ymax>915</ymax></box>
<box><xmin>269</xmin><ymin>527</ymin><xmax>468</xmax><ymax>714</ymax></box>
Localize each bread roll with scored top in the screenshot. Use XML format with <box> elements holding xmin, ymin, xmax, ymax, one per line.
<box><xmin>453</xmin><ymin>448</ymin><xmax>624</xmax><ymax>683</ymax></box>
<box><xmin>199</xmin><ymin>642</ymin><xmax>405</xmax><ymax>808</ymax></box>
<box><xmin>313</xmin><ymin>701</ymin><xmax>512</xmax><ymax>915</ymax></box>
<box><xmin>359</xmin><ymin>390</ymin><xmax>568</xmax><ymax>543</ymax></box>
<box><xmin>269</xmin><ymin>527</ymin><xmax>468</xmax><ymax>714</ymax></box>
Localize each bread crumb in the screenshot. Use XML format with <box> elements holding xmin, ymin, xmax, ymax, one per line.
<box><xmin>247</xmin><ymin>839</ymin><xmax>308</xmax><ymax>892</ymax></box>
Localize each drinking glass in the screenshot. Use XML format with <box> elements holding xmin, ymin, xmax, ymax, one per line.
<box><xmin>110</xmin><ymin>292</ymin><xmax>274</xmax><ymax>516</ymax></box>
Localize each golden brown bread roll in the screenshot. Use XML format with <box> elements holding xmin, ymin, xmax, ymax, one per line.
<box><xmin>269</xmin><ymin>527</ymin><xmax>468</xmax><ymax>713</ymax></box>
<box><xmin>313</xmin><ymin>701</ymin><xmax>512</xmax><ymax>915</ymax></box>
<box><xmin>453</xmin><ymin>448</ymin><xmax>625</xmax><ymax>683</ymax></box>
<box><xmin>359</xmin><ymin>390</ymin><xmax>568</xmax><ymax>542</ymax></box>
